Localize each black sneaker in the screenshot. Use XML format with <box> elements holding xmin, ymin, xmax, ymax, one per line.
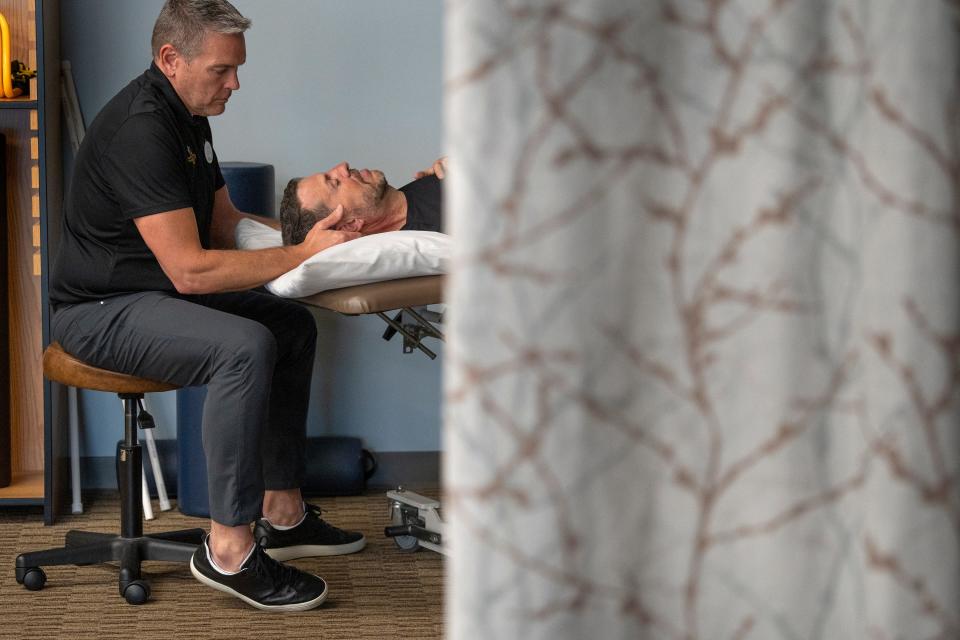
<box><xmin>254</xmin><ymin>503</ymin><xmax>366</xmax><ymax>561</ymax></box>
<box><xmin>189</xmin><ymin>535</ymin><xmax>328</xmax><ymax>612</ymax></box>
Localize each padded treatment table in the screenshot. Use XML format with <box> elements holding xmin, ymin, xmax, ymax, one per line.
<box><xmin>299</xmin><ymin>274</ymin><xmax>447</xmax><ymax>553</ymax></box>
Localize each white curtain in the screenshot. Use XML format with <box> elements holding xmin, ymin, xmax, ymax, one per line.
<box><xmin>445</xmin><ymin>1</ymin><xmax>960</xmax><ymax>638</ymax></box>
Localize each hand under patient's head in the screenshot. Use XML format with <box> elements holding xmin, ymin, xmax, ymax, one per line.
<box><xmin>280</xmin><ymin>161</ymin><xmax>390</xmax><ymax>246</ymax></box>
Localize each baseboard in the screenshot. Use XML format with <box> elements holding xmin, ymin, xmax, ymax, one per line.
<box><xmin>80</xmin><ymin>439</ymin><xmax>439</xmax><ymax>493</ymax></box>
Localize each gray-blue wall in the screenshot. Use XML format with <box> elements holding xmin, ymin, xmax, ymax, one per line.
<box><xmin>60</xmin><ymin>1</ymin><xmax>444</xmax><ymax>461</ymax></box>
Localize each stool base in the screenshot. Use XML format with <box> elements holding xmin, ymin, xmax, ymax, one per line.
<box><xmin>15</xmin><ymin>528</ymin><xmax>204</xmax><ymax>604</ymax></box>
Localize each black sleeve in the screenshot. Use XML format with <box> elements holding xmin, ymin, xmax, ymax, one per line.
<box><xmin>101</xmin><ymin>113</ymin><xmax>195</xmax><ymax>219</ymax></box>
<box><xmin>400</xmin><ymin>175</ymin><xmax>443</xmax><ymax>232</ymax></box>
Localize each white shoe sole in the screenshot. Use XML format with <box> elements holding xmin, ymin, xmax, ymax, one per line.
<box><xmin>264</xmin><ymin>537</ymin><xmax>367</xmax><ymax>561</ymax></box>
<box><xmin>190</xmin><ymin>556</ymin><xmax>328</xmax><ymax>612</ymax></box>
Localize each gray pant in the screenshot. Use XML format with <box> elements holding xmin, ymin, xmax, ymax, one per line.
<box><xmin>51</xmin><ymin>290</ymin><xmax>317</xmax><ymax>526</ymax></box>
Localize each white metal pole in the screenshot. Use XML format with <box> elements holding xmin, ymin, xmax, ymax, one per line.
<box><xmin>141</xmin><ymin>467</ymin><xmax>154</xmax><ymax>521</ymax></box>
<box><xmin>68</xmin><ymin>386</ymin><xmax>82</xmax><ymax>514</ymax></box>
<box><xmin>141</xmin><ymin>396</ymin><xmax>171</xmax><ymax>511</ymax></box>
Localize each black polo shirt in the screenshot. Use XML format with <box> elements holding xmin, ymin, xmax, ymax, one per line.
<box><xmin>50</xmin><ymin>63</ymin><xmax>225</xmax><ymax>304</ymax></box>
<box><xmin>400</xmin><ymin>175</ymin><xmax>443</xmax><ymax>232</ymax></box>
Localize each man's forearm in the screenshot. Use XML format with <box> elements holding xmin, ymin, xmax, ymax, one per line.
<box><xmin>166</xmin><ymin>244</ymin><xmax>310</xmax><ymax>294</ymax></box>
<box><xmin>138</xmin><ymin>203</ymin><xmax>355</xmax><ymax>294</ymax></box>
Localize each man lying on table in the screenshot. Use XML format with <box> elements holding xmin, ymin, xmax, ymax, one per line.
<box><xmin>279</xmin><ymin>157</ymin><xmax>447</xmax><ymax>245</ymax></box>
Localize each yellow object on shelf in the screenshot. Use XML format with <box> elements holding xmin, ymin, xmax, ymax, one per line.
<box><xmin>0</xmin><ymin>11</ymin><xmax>21</xmax><ymax>98</ymax></box>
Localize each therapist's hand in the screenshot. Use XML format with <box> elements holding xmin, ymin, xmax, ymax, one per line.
<box><xmin>415</xmin><ymin>156</ymin><xmax>448</xmax><ymax>180</ymax></box>
<box><xmin>300</xmin><ymin>205</ymin><xmax>360</xmax><ymax>257</ymax></box>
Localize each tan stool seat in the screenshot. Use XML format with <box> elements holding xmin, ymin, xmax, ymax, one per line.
<box><xmin>43</xmin><ymin>342</ymin><xmax>177</xmax><ymax>394</ymax></box>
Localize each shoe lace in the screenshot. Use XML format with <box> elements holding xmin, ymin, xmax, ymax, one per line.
<box><xmin>249</xmin><ymin>545</ymin><xmax>301</xmax><ymax>586</ymax></box>
<box><xmin>303</xmin><ymin>503</ymin><xmax>350</xmax><ymax>539</ymax></box>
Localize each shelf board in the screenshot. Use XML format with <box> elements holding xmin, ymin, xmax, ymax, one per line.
<box><xmin>0</xmin><ymin>470</ymin><xmax>44</xmax><ymax>502</ymax></box>
<box><xmin>0</xmin><ymin>98</ymin><xmax>38</xmax><ymax>109</ymax></box>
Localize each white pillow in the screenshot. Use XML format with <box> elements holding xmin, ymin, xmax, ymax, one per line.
<box><xmin>235</xmin><ymin>218</ymin><xmax>450</xmax><ymax>298</ymax></box>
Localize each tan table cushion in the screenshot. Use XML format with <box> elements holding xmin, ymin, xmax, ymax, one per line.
<box><xmin>298</xmin><ymin>275</ymin><xmax>444</xmax><ymax>315</ymax></box>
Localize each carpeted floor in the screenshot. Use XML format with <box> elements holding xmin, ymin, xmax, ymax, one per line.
<box><xmin>0</xmin><ymin>491</ymin><xmax>443</xmax><ymax>639</ymax></box>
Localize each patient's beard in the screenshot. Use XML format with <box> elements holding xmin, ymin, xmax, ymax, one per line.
<box><xmin>352</xmin><ymin>182</ymin><xmax>400</xmax><ymax>232</ymax></box>
<box><xmin>366</xmin><ymin>173</ymin><xmax>388</xmax><ymax>204</ymax></box>
<box><xmin>358</xmin><ymin>177</ymin><xmax>389</xmax><ymax>212</ymax></box>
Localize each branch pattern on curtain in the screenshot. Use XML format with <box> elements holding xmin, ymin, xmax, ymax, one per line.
<box><xmin>446</xmin><ymin>1</ymin><xmax>960</xmax><ymax>638</ymax></box>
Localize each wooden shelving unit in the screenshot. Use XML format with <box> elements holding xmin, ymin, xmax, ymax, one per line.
<box><xmin>0</xmin><ymin>0</ymin><xmax>62</xmax><ymax>522</ymax></box>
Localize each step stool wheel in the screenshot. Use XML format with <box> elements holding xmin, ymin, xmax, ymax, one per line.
<box><xmin>394</xmin><ymin>535</ymin><xmax>420</xmax><ymax>552</ymax></box>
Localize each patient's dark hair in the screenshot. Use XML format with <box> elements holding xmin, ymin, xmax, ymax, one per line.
<box><xmin>152</xmin><ymin>0</ymin><xmax>251</xmax><ymax>61</ymax></box>
<box><xmin>280</xmin><ymin>178</ymin><xmax>333</xmax><ymax>245</ymax></box>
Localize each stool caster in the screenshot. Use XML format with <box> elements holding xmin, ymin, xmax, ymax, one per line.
<box><xmin>121</xmin><ymin>579</ymin><xmax>151</xmax><ymax>605</ymax></box>
<box><xmin>17</xmin><ymin>567</ymin><xmax>47</xmax><ymax>591</ymax></box>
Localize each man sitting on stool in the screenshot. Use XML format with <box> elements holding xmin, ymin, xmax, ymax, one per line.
<box><xmin>49</xmin><ymin>0</ymin><xmax>364</xmax><ymax>612</ymax></box>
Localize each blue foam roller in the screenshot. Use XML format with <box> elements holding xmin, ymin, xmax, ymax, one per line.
<box><xmin>220</xmin><ymin>161</ymin><xmax>276</xmax><ymax>218</ymax></box>
<box><xmin>176</xmin><ymin>386</ymin><xmax>209</xmax><ymax>518</ymax></box>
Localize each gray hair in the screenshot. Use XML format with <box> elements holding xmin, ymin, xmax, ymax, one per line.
<box><xmin>151</xmin><ymin>0</ymin><xmax>251</xmax><ymax>60</ymax></box>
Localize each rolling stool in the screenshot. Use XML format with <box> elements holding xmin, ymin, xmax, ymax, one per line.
<box><xmin>15</xmin><ymin>342</ymin><xmax>205</xmax><ymax>605</ymax></box>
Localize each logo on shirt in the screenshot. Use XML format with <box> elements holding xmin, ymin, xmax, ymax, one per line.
<box><xmin>186</xmin><ymin>146</ymin><xmax>197</xmax><ymax>167</ymax></box>
<box><xmin>204</xmin><ymin>140</ymin><xmax>214</xmax><ymax>164</ymax></box>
